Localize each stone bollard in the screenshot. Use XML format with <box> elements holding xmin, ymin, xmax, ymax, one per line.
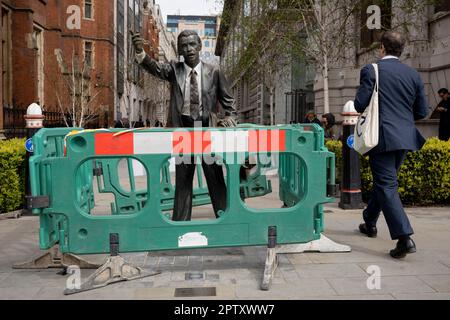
<box><xmin>339</xmin><ymin>101</ymin><xmax>365</xmax><ymax>210</ymax></box>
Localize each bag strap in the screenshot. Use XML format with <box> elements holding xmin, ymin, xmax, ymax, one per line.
<box><xmin>372</xmin><ymin>63</ymin><xmax>379</xmax><ymax>92</ymax></box>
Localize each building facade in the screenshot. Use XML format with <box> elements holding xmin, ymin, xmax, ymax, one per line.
<box><xmin>156</xmin><ymin>5</ymin><xmax>177</xmax><ymax>63</ymax></box>
<box><xmin>313</xmin><ymin>0</ymin><xmax>450</xmax><ymax>137</ymax></box>
<box><xmin>167</xmin><ymin>14</ymin><xmax>220</xmax><ymax>64</ymax></box>
<box><xmin>1</xmin><ymin>0</ymin><xmax>117</xmax><ymax>134</ymax></box>
<box><xmin>0</xmin><ymin>0</ymin><xmax>163</xmax><ymax>136</ymax></box>
<box><xmin>154</xmin><ymin>2</ymin><xmax>177</xmax><ymax>125</ymax></box>
<box><xmin>216</xmin><ymin>0</ymin><xmax>314</xmax><ymax>125</ymax></box>
<box><xmin>217</xmin><ymin>0</ymin><xmax>450</xmax><ymax>135</ymax></box>
<box><xmin>115</xmin><ymin>0</ymin><xmax>161</xmax><ymax>127</ymax></box>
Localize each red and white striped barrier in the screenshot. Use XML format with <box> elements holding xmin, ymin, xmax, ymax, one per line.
<box><xmin>94</xmin><ymin>129</ymin><xmax>286</xmax><ymax>156</ymax></box>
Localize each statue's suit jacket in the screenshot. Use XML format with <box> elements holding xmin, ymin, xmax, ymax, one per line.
<box><xmin>139</xmin><ymin>54</ymin><xmax>237</xmax><ymax>128</ymax></box>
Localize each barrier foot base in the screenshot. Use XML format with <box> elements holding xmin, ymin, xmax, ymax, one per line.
<box><xmin>13</xmin><ymin>246</ymin><xmax>101</xmax><ymax>269</ymax></box>
<box><xmin>63</xmin><ymin>255</ymin><xmax>159</xmax><ymax>295</ymax></box>
<box><xmin>0</xmin><ymin>209</ymin><xmax>23</xmax><ymax>220</ymax></box>
<box><xmin>276</xmin><ymin>234</ymin><xmax>352</xmax><ymax>254</ymax></box>
<box><xmin>261</xmin><ymin>247</ymin><xmax>278</xmax><ymax>291</ymax></box>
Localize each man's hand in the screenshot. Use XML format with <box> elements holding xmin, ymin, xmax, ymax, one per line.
<box><xmin>217</xmin><ymin>117</ymin><xmax>237</xmax><ymax>128</ymax></box>
<box><xmin>130</xmin><ymin>31</ymin><xmax>144</xmax><ymax>54</ymax></box>
<box><xmin>436</xmin><ymin>106</ymin><xmax>445</xmax><ymax>112</ymax></box>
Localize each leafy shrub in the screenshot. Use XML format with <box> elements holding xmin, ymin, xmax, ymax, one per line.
<box><xmin>0</xmin><ymin>138</ymin><xmax>26</xmax><ymax>213</ymax></box>
<box><xmin>325</xmin><ymin>140</ymin><xmax>343</xmax><ymax>185</ymax></box>
<box><xmin>326</xmin><ymin>138</ymin><xmax>450</xmax><ymax>206</ymax></box>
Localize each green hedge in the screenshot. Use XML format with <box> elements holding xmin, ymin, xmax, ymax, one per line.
<box><xmin>326</xmin><ymin>138</ymin><xmax>450</xmax><ymax>206</ymax></box>
<box><xmin>0</xmin><ymin>138</ymin><xmax>26</xmax><ymax>213</ymax></box>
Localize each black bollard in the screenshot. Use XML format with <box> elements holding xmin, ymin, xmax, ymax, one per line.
<box><xmin>268</xmin><ymin>226</ymin><xmax>277</xmax><ymax>248</ymax></box>
<box><xmin>23</xmin><ymin>103</ymin><xmax>44</xmax><ymax>214</ymax></box>
<box><xmin>339</xmin><ymin>101</ymin><xmax>365</xmax><ymax>210</ymax></box>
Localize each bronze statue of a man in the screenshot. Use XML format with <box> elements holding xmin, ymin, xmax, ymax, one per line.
<box><xmin>131</xmin><ymin>30</ymin><xmax>237</xmax><ymax>221</ymax></box>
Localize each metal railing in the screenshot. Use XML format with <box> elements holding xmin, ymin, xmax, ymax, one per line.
<box><xmin>2</xmin><ymin>106</ymin><xmax>99</xmax><ymax>138</ymax></box>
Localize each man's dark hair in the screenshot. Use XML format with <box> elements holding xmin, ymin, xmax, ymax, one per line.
<box><xmin>177</xmin><ymin>30</ymin><xmax>202</xmax><ymax>52</ymax></box>
<box><xmin>381</xmin><ymin>31</ymin><xmax>406</xmax><ymax>57</ymax></box>
<box><xmin>438</xmin><ymin>88</ymin><xmax>449</xmax><ymax>95</ymax></box>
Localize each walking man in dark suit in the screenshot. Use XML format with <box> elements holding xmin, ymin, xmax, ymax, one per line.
<box><xmin>354</xmin><ymin>31</ymin><xmax>429</xmax><ymax>258</ymax></box>
<box><xmin>131</xmin><ymin>30</ymin><xmax>237</xmax><ymax>221</ymax></box>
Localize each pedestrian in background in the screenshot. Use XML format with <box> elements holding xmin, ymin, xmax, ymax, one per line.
<box><xmin>321</xmin><ymin>113</ymin><xmax>338</xmax><ymax>141</ymax></box>
<box><xmin>354</xmin><ymin>31</ymin><xmax>429</xmax><ymax>259</ymax></box>
<box><xmin>435</xmin><ymin>88</ymin><xmax>450</xmax><ymax>141</ymax></box>
<box><xmin>303</xmin><ymin>110</ymin><xmax>321</xmax><ymax>125</ymax></box>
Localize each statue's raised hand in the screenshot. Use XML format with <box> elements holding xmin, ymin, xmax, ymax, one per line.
<box><xmin>130</xmin><ymin>31</ymin><xmax>144</xmax><ymax>54</ymax></box>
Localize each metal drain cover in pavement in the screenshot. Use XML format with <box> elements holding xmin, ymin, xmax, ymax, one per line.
<box><xmin>185</xmin><ymin>272</ymin><xmax>204</xmax><ymax>280</ymax></box>
<box><xmin>174</xmin><ymin>287</ymin><xmax>217</xmax><ymax>297</ymax></box>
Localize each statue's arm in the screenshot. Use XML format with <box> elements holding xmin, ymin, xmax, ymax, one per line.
<box><xmin>217</xmin><ymin>69</ymin><xmax>237</xmax><ymax>120</ymax></box>
<box><xmin>137</xmin><ymin>52</ymin><xmax>174</xmax><ymax>82</ymax></box>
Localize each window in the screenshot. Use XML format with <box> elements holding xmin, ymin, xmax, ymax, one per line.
<box><xmin>134</xmin><ymin>0</ymin><xmax>141</xmax><ymax>33</ymax></box>
<box><xmin>128</xmin><ymin>0</ymin><xmax>134</xmax><ymax>30</ymax></box>
<box><xmin>84</xmin><ymin>0</ymin><xmax>93</xmax><ymax>19</ymax></box>
<box><xmin>33</xmin><ymin>26</ymin><xmax>44</xmax><ymax>105</ymax></box>
<box><xmin>117</xmin><ymin>50</ymin><xmax>124</xmax><ymax>95</ymax></box>
<box><xmin>117</xmin><ymin>0</ymin><xmax>125</xmax><ymax>95</ymax></box>
<box><xmin>360</xmin><ymin>0</ymin><xmax>392</xmax><ymax>49</ymax></box>
<box><xmin>205</xmin><ymin>28</ymin><xmax>216</xmax><ymax>36</ymax></box>
<box><xmin>435</xmin><ymin>0</ymin><xmax>450</xmax><ymax>13</ymax></box>
<box><xmin>117</xmin><ymin>0</ymin><xmax>124</xmax><ymax>36</ymax></box>
<box><xmin>204</xmin><ymin>40</ymin><xmax>210</xmax><ymax>48</ymax></box>
<box><xmin>244</xmin><ymin>0</ymin><xmax>251</xmax><ymax>17</ymax></box>
<box><xmin>2</xmin><ymin>7</ymin><xmax>12</xmax><ymax>107</ymax></box>
<box><xmin>84</xmin><ymin>41</ymin><xmax>94</xmax><ymax>68</ymax></box>
<box><xmin>134</xmin><ymin>0</ymin><xmax>140</xmax><ymax>15</ymax></box>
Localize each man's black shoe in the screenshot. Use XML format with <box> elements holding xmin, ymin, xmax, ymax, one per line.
<box><xmin>390</xmin><ymin>238</ymin><xmax>416</xmax><ymax>259</ymax></box>
<box><xmin>359</xmin><ymin>223</ymin><xmax>377</xmax><ymax>238</ymax></box>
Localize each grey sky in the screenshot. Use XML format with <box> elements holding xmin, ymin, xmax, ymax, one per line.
<box><xmin>156</xmin><ymin>0</ymin><xmax>223</xmax><ymax>21</ymax></box>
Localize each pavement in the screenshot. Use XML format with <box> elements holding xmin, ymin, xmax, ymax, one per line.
<box><xmin>0</xmin><ymin>172</ymin><xmax>449</xmax><ymax>300</ymax></box>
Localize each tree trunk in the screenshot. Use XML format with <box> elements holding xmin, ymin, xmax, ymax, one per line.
<box><xmin>323</xmin><ymin>55</ymin><xmax>330</xmax><ymax>115</ymax></box>
<box><xmin>269</xmin><ymin>87</ymin><xmax>274</xmax><ymax>126</ymax></box>
<box><xmin>260</xmin><ymin>84</ymin><xmax>264</xmax><ymax>125</ymax></box>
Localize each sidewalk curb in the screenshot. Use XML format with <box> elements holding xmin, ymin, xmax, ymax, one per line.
<box><xmin>0</xmin><ymin>209</ymin><xmax>23</xmax><ymax>220</ymax></box>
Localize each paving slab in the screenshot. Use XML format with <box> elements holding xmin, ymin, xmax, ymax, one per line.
<box><xmin>0</xmin><ymin>287</ymin><xmax>42</xmax><ymax>300</ymax></box>
<box><xmin>1</xmin><ymin>191</ymin><xmax>449</xmax><ymax>300</ymax></box>
<box><xmin>294</xmin><ymin>263</ymin><xmax>368</xmax><ymax>279</ymax></box>
<box><xmin>311</xmin><ymin>294</ymin><xmax>396</xmax><ymax>300</ymax></box>
<box><xmin>235</xmin><ymin>279</ymin><xmax>337</xmax><ymax>299</ymax></box>
<box><xmin>327</xmin><ymin>275</ymin><xmax>436</xmax><ymax>296</ymax></box>
<box><xmin>417</xmin><ymin>275</ymin><xmax>450</xmax><ymax>293</ymax></box>
<box><xmin>357</xmin><ymin>261</ymin><xmax>450</xmax><ymax>277</ymax></box>
<box><xmin>392</xmin><ymin>292</ymin><xmax>450</xmax><ymax>300</ymax></box>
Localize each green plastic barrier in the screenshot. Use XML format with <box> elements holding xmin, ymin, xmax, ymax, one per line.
<box><xmin>28</xmin><ymin>128</ymin><xmax>82</xmax><ymax>250</ymax></box>
<box><xmin>29</xmin><ymin>124</ymin><xmax>336</xmax><ymax>254</ymax></box>
<box><xmin>90</xmin><ymin>156</ymin><xmax>272</xmax><ymax>215</ymax></box>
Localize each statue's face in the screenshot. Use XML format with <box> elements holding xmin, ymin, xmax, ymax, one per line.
<box><xmin>179</xmin><ymin>35</ymin><xmax>202</xmax><ymax>67</ymax></box>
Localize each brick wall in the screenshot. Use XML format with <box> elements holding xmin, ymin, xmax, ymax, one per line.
<box><xmin>1</xmin><ymin>0</ymin><xmax>116</xmax><ymax>127</ymax></box>
<box><xmin>2</xmin><ymin>0</ymin><xmax>162</xmax><ymax>129</ymax></box>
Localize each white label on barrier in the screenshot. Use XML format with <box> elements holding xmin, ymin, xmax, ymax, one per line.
<box><xmin>178</xmin><ymin>232</ymin><xmax>208</xmax><ymax>248</ymax></box>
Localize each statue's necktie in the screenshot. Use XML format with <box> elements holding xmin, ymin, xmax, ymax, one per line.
<box><xmin>190</xmin><ymin>70</ymin><xmax>200</xmax><ymax>120</ymax></box>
